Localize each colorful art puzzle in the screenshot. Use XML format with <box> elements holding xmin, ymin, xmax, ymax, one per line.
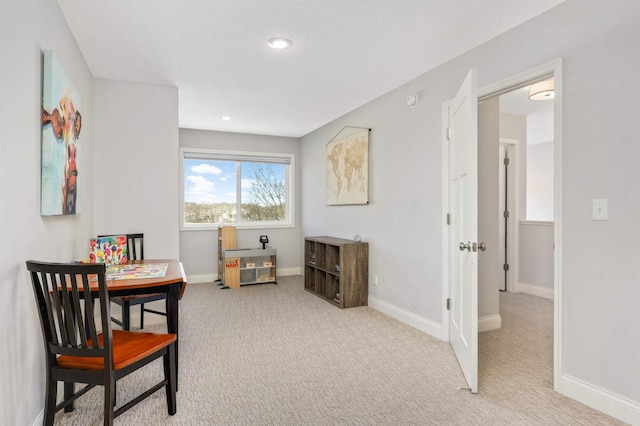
<box><xmin>105</xmin><ymin>263</ymin><xmax>168</xmax><ymax>280</ymax></box>
<box><xmin>89</xmin><ymin>236</ymin><xmax>128</xmax><ymax>265</ymax></box>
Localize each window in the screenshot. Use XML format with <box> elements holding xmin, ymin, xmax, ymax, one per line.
<box><xmin>180</xmin><ymin>148</ymin><xmax>294</xmax><ymax>229</ymax></box>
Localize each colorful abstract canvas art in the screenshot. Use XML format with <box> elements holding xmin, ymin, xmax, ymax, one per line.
<box><xmin>41</xmin><ymin>50</ymin><xmax>82</xmax><ymax>215</ymax></box>
<box><xmin>89</xmin><ymin>236</ymin><xmax>128</xmax><ymax>265</ymax></box>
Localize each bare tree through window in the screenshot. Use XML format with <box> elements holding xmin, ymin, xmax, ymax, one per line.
<box><xmin>242</xmin><ymin>163</ymin><xmax>285</xmax><ymax>222</ymax></box>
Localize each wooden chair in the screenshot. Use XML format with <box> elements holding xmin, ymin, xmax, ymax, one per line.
<box><xmin>26</xmin><ymin>260</ymin><xmax>176</xmax><ymax>426</ymax></box>
<box><xmin>100</xmin><ymin>233</ymin><xmax>167</xmax><ymax>330</ymax></box>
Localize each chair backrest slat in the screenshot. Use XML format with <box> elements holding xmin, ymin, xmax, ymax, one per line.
<box><xmin>70</xmin><ymin>276</ymin><xmax>82</xmax><ymax>343</ymax></box>
<box><xmin>128</xmin><ymin>235</ymin><xmax>137</xmax><ymax>260</ymax></box>
<box><xmin>72</xmin><ymin>275</ymin><xmax>97</xmax><ymax>347</ymax></box>
<box><xmin>27</xmin><ymin>261</ymin><xmax>113</xmax><ymax>363</ymax></box>
<box><xmin>47</xmin><ymin>272</ymin><xmax>69</xmax><ymax>346</ymax></box>
<box><xmin>35</xmin><ymin>271</ymin><xmax>60</xmax><ymax>347</ymax></box>
<box><xmin>80</xmin><ymin>273</ymin><xmax>100</xmax><ymax>346</ymax></box>
<box><xmin>60</xmin><ymin>273</ymin><xmax>80</xmax><ymax>347</ymax></box>
<box><xmin>127</xmin><ymin>233</ymin><xmax>144</xmax><ymax>261</ymax></box>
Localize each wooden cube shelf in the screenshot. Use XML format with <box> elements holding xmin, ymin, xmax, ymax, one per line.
<box><xmin>304</xmin><ymin>236</ymin><xmax>368</xmax><ymax>308</ymax></box>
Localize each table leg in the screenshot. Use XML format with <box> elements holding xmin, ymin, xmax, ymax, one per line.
<box><xmin>166</xmin><ymin>282</ymin><xmax>180</xmax><ymax>390</ymax></box>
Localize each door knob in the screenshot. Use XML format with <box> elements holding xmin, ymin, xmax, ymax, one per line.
<box><xmin>472</xmin><ymin>242</ymin><xmax>487</xmax><ymax>252</ymax></box>
<box><xmin>459</xmin><ymin>242</ymin><xmax>471</xmax><ymax>252</ymax></box>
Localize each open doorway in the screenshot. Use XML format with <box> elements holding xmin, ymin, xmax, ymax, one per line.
<box><xmin>442</xmin><ymin>59</ymin><xmax>563</xmax><ymax>393</ymax></box>
<box><xmin>497</xmin><ymin>83</ymin><xmax>555</xmax><ymax>298</ymax></box>
<box><xmin>476</xmin><ymin>77</ymin><xmax>555</xmax><ymax>324</ymax></box>
<box><xmin>477</xmin><ymin>74</ymin><xmax>556</xmax><ymax>391</ymax></box>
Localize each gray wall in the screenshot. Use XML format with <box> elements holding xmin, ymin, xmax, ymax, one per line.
<box><xmin>93</xmin><ymin>79</ymin><xmax>180</xmax><ymax>259</ymax></box>
<box><xmin>527</xmin><ymin>141</ymin><xmax>554</xmax><ymax>220</ymax></box>
<box><xmin>179</xmin><ymin>129</ymin><xmax>302</xmax><ymax>281</ymax></box>
<box><xmin>519</xmin><ymin>222</ymin><xmax>554</xmax><ymax>293</ymax></box>
<box><xmin>301</xmin><ymin>0</ymin><xmax>640</xmax><ymax>416</ymax></box>
<box><xmin>501</xmin><ymin>109</ymin><xmax>554</xmax><ymax>297</ymax></box>
<box><xmin>0</xmin><ymin>1</ymin><xmax>95</xmax><ymax>424</ymax></box>
<box><xmin>301</xmin><ymin>81</ymin><xmax>446</xmax><ymax>321</ymax></box>
<box><xmin>4</xmin><ymin>0</ymin><xmax>640</xmax><ymax>424</ymax></box>
<box><xmin>561</xmin><ymin>4</ymin><xmax>640</xmax><ymax>402</ymax></box>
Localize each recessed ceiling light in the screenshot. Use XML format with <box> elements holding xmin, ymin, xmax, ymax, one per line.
<box><xmin>221</xmin><ymin>116</ymin><xmax>231</xmax><ymax>121</ymax></box>
<box><xmin>267</xmin><ymin>37</ymin><xmax>293</xmax><ymax>50</ymax></box>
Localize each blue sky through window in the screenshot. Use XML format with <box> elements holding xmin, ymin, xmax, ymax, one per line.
<box><xmin>184</xmin><ymin>159</ymin><xmax>285</xmax><ymax>205</ymax></box>
<box><xmin>184</xmin><ymin>159</ymin><xmax>236</xmax><ymax>204</ymax></box>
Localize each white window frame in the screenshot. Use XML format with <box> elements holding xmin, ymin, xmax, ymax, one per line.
<box><xmin>180</xmin><ymin>147</ymin><xmax>295</xmax><ymax>231</ymax></box>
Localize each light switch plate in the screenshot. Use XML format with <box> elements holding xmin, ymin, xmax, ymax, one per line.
<box><xmin>593</xmin><ymin>199</ymin><xmax>608</xmax><ymax>220</ymax></box>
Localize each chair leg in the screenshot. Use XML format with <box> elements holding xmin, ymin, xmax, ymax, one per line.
<box><xmin>44</xmin><ymin>372</ymin><xmax>57</xmax><ymax>424</ymax></box>
<box><xmin>64</xmin><ymin>382</ymin><xmax>74</xmax><ymax>412</ymax></box>
<box><xmin>123</xmin><ymin>300</ymin><xmax>131</xmax><ymax>331</ymax></box>
<box><xmin>164</xmin><ymin>343</ymin><xmax>177</xmax><ymax>415</ymax></box>
<box><xmin>104</xmin><ymin>373</ymin><xmax>115</xmax><ymax>426</ymax></box>
<box><xmin>140</xmin><ymin>303</ymin><xmax>145</xmax><ymax>329</ymax></box>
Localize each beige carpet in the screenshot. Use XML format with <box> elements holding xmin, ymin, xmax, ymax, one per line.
<box><xmin>52</xmin><ymin>276</ymin><xmax>625</xmax><ymax>425</ymax></box>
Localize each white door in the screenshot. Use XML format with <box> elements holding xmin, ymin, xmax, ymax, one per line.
<box><xmin>447</xmin><ymin>69</ymin><xmax>478</xmax><ymax>393</ymax></box>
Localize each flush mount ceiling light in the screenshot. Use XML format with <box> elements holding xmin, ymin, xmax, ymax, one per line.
<box><xmin>221</xmin><ymin>116</ymin><xmax>231</xmax><ymax>121</ymax></box>
<box><xmin>528</xmin><ymin>78</ymin><xmax>555</xmax><ymax>101</ymax></box>
<box><xmin>267</xmin><ymin>37</ymin><xmax>293</xmax><ymax>50</ymax></box>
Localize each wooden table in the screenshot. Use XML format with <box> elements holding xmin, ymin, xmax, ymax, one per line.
<box><xmin>105</xmin><ymin>258</ymin><xmax>186</xmax><ymax>334</ymax></box>
<box><xmin>66</xmin><ymin>259</ymin><xmax>187</xmax><ymax>409</ymax></box>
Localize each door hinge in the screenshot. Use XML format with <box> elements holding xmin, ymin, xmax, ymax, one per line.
<box><xmin>503</xmin><ymin>264</ymin><xmax>510</xmax><ymax>272</ymax></box>
<box><xmin>446</xmin><ymin>213</ymin><xmax>451</xmax><ymax>225</ymax></box>
<box><xmin>504</xmin><ymin>157</ymin><xmax>510</xmax><ymax>166</ymax></box>
<box><xmin>446</xmin><ymin>298</ymin><xmax>451</xmax><ymax>310</ymax></box>
<box><xmin>446</xmin><ymin>127</ymin><xmax>451</xmax><ymax>140</ymax></box>
<box><xmin>503</xmin><ymin>210</ymin><xmax>509</xmax><ymax>219</ymax></box>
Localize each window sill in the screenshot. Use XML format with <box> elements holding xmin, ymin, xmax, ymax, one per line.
<box><xmin>180</xmin><ymin>222</ymin><xmax>295</xmax><ymax>232</ymax></box>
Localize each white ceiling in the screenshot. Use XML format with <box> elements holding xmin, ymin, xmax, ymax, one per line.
<box><xmin>500</xmin><ymin>86</ymin><xmax>554</xmax><ymax>145</ymax></box>
<box><xmin>55</xmin><ymin>0</ymin><xmax>566</xmax><ymax>138</ymax></box>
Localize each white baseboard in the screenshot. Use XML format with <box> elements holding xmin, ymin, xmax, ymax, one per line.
<box><xmin>188</xmin><ymin>273</ymin><xmax>217</xmax><ymax>284</ymax></box>
<box><xmin>478</xmin><ymin>314</ymin><xmax>502</xmax><ymax>332</ymax></box>
<box><xmin>276</xmin><ymin>267</ymin><xmax>301</xmax><ymax>277</ymax></box>
<box><xmin>188</xmin><ymin>267</ymin><xmax>301</xmax><ymax>285</ymax></box>
<box><xmin>368</xmin><ymin>296</ymin><xmax>446</xmax><ymax>341</ymax></box>
<box><xmin>515</xmin><ymin>282</ymin><xmax>554</xmax><ymax>300</ymax></box>
<box><xmin>562</xmin><ymin>374</ymin><xmax>640</xmax><ymax>425</ymax></box>
<box><xmin>33</xmin><ymin>410</ymin><xmax>43</xmax><ymax>426</ymax></box>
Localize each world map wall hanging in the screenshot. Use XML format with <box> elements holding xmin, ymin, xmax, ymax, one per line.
<box><xmin>326</xmin><ymin>126</ymin><xmax>370</xmax><ymax>205</ymax></box>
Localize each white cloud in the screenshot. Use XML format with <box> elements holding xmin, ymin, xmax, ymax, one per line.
<box><xmin>190</xmin><ymin>163</ymin><xmax>223</xmax><ymax>175</ymax></box>
<box><xmin>241</xmin><ymin>178</ymin><xmax>255</xmax><ymax>189</ymax></box>
<box><xmin>185</xmin><ymin>175</ymin><xmax>216</xmax><ymax>203</ymax></box>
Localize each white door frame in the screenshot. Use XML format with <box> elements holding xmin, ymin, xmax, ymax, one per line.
<box><xmin>442</xmin><ymin>58</ymin><xmax>563</xmax><ymax>391</ymax></box>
